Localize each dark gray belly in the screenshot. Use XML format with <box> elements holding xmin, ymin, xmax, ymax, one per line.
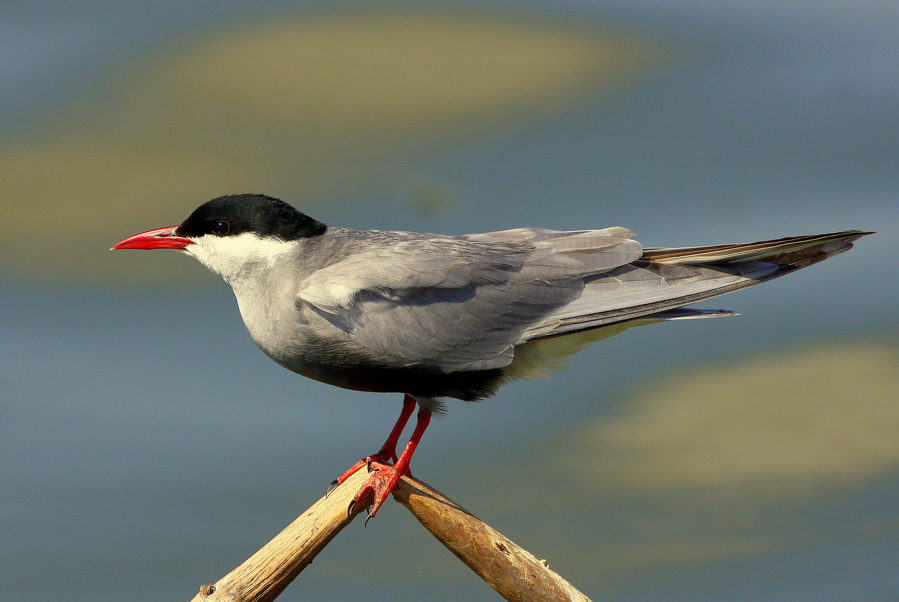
<box><xmin>259</xmin><ymin>331</ymin><xmax>507</xmax><ymax>401</ymax></box>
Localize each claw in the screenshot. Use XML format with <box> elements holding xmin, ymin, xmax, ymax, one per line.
<box><xmin>333</xmin><ymin>398</ymin><xmax>432</xmax><ymax>525</ymax></box>
<box><xmin>351</xmin><ymin>460</ymin><xmax>404</xmax><ymax>520</ymax></box>
<box><xmin>325</xmin><ymin>478</ymin><xmax>339</xmax><ymax>496</ymax></box>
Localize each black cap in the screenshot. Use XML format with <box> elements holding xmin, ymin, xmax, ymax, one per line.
<box><xmin>176</xmin><ymin>194</ymin><xmax>327</xmax><ymax>241</ymax></box>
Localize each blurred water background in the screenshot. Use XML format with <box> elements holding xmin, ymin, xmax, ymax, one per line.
<box><xmin>1</xmin><ymin>2</ymin><xmax>897</xmax><ymax>601</ymax></box>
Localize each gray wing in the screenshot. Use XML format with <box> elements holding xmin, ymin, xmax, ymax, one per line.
<box><xmin>296</xmin><ymin>227</ymin><xmax>642</xmax><ymax>372</ymax></box>
<box><xmin>519</xmin><ymin>230</ymin><xmax>870</xmax><ymax>341</ymax></box>
<box><xmin>297</xmin><ymin>227</ymin><xmax>868</xmax><ymax>374</ymax></box>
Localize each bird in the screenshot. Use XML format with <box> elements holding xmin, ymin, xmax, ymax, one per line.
<box><xmin>113</xmin><ymin>193</ymin><xmax>870</xmax><ymax>518</ymax></box>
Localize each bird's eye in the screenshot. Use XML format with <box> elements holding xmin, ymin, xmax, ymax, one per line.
<box><xmin>212</xmin><ymin>221</ymin><xmax>230</xmax><ymax>236</ymax></box>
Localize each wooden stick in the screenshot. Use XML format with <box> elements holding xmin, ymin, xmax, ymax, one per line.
<box><xmin>392</xmin><ymin>476</ymin><xmax>593</xmax><ymax>602</ymax></box>
<box><xmin>189</xmin><ymin>469</ymin><xmax>369</xmax><ymax>602</ymax></box>
<box><xmin>188</xmin><ymin>469</ymin><xmax>591</xmax><ymax>602</ymax></box>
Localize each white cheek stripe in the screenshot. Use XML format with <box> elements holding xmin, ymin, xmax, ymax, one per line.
<box><xmin>186</xmin><ymin>233</ymin><xmax>297</xmax><ymax>281</ymax></box>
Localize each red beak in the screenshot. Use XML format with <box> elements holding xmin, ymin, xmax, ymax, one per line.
<box><xmin>112</xmin><ymin>225</ymin><xmax>195</xmax><ymax>250</ymax></box>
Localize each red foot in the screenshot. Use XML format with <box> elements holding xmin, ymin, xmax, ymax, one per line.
<box><xmin>349</xmin><ymin>405</ymin><xmax>432</xmax><ymax>521</ymax></box>
<box><xmin>352</xmin><ymin>459</ymin><xmax>410</xmax><ymax>520</ymax></box>
<box><xmin>333</xmin><ymin>451</ymin><xmax>395</xmax><ymax>487</ymax></box>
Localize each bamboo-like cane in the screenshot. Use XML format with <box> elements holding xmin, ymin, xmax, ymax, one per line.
<box><xmin>189</xmin><ymin>470</ymin><xmax>592</xmax><ymax>602</ymax></box>
<box><xmin>189</xmin><ymin>469</ymin><xmax>369</xmax><ymax>602</ymax></box>
<box><xmin>392</xmin><ymin>477</ymin><xmax>591</xmax><ymax>602</ymax></box>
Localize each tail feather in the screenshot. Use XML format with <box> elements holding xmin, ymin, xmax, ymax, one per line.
<box><xmin>641</xmin><ymin>230</ymin><xmax>871</xmax><ymax>266</ymax></box>
<box><xmin>519</xmin><ymin>230</ymin><xmax>872</xmax><ymax>343</ymax></box>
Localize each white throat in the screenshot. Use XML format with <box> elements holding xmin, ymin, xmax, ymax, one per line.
<box><xmin>184</xmin><ymin>232</ymin><xmax>298</xmax><ymax>285</ymax></box>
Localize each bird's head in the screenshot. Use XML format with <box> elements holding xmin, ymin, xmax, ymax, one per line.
<box><xmin>112</xmin><ymin>194</ymin><xmax>327</xmax><ymax>284</ymax></box>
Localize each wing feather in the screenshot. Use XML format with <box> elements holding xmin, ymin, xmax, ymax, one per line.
<box><xmin>294</xmin><ymin>227</ymin><xmax>869</xmax><ymax>377</ymax></box>
<box><xmin>296</xmin><ymin>227</ymin><xmax>642</xmax><ymax>372</ymax></box>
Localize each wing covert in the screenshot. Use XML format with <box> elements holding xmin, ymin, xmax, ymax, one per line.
<box><xmin>296</xmin><ymin>227</ymin><xmax>642</xmax><ymax>372</ymax></box>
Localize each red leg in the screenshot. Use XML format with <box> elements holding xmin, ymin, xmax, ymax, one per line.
<box><xmin>353</xmin><ymin>406</ymin><xmax>432</xmax><ymax>519</ymax></box>
<box><xmin>333</xmin><ymin>394</ymin><xmax>416</xmax><ymax>486</ymax></box>
<box><xmin>375</xmin><ymin>394</ymin><xmax>417</xmax><ymax>464</ymax></box>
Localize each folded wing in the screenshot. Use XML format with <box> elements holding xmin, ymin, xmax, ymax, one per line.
<box><xmin>520</xmin><ymin>229</ymin><xmax>870</xmax><ymax>341</ymax></box>
<box><xmin>297</xmin><ymin>227</ymin><xmax>641</xmax><ymax>372</ymax></box>
<box><xmin>297</xmin><ymin>227</ymin><xmax>869</xmax><ymax>375</ymax></box>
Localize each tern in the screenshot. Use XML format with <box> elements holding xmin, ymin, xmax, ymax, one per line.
<box><xmin>113</xmin><ymin>193</ymin><xmax>870</xmax><ymax>517</ymax></box>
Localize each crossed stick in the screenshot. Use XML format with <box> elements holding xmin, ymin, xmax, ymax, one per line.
<box><xmin>189</xmin><ymin>468</ymin><xmax>591</xmax><ymax>602</ymax></box>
